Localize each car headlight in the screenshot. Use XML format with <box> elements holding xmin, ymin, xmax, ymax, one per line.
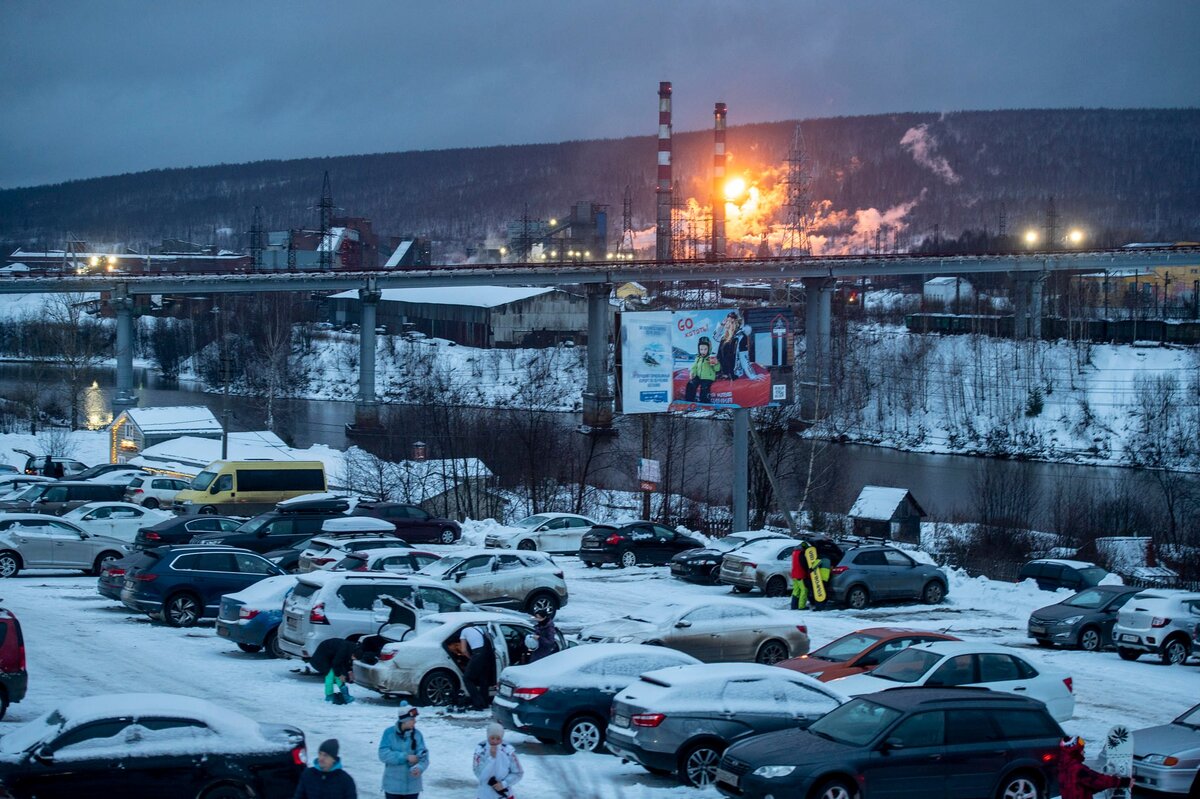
<box><xmin>1141</xmin><ymin>754</ymin><xmax>1180</xmax><ymax>766</ymax></box>
<box><xmin>698</xmin><ymin>560</ymin><xmax>717</xmax><ymax>566</ymax></box>
<box><xmin>752</xmin><ymin>765</ymin><xmax>796</xmax><ymax>778</ymax></box>
<box><xmin>807</xmin><ymin>671</ymin><xmax>824</xmax><ymax>679</ymax></box>
<box><xmin>617</xmin><ymin>635</ymin><xmax>635</xmax><ymax>643</ymax></box>
<box><xmin>179</xmin><ymin>499</ymin><xmax>193</xmax><ymax>505</ymax></box>
<box><xmin>1060</xmin><ymin>615</ymin><xmax>1084</xmax><ymax>625</ymax></box>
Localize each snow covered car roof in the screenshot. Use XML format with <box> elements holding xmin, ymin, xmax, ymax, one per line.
<box><xmin>1028</xmin><ymin>558</ymin><xmax>1099</xmax><ymax>570</ymax></box>
<box><xmin>902</xmin><ymin>640</ymin><xmax>1030</xmax><ymax>657</ymax></box>
<box><xmin>321</xmin><ymin>516</ymin><xmax>395</xmax><ymax>533</ymax></box>
<box><xmin>504</xmin><ymin>643</ymin><xmax>700</xmax><ymax>676</ymax></box>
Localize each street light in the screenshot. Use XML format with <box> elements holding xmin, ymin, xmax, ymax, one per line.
<box><xmin>1068</xmin><ymin>229</ymin><xmax>1085</xmax><ymax>246</ymax></box>
<box><xmin>1024</xmin><ymin>230</ymin><xmax>1039</xmax><ymax>247</ymax></box>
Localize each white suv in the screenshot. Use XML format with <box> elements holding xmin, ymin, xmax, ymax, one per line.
<box><xmin>123</xmin><ymin>476</ymin><xmax>190</xmax><ymax>509</ymax></box>
<box><xmin>297</xmin><ymin>536</ymin><xmax>413</xmax><ymax>573</ymax></box>
<box><xmin>1113</xmin><ymin>591</ymin><xmax>1200</xmax><ymax>665</ymax></box>
<box><xmin>277</xmin><ymin>572</ymin><xmax>478</xmax><ymax>661</ymax></box>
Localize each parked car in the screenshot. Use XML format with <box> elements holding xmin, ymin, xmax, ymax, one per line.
<box><xmin>0</xmin><ymin>693</ymin><xmax>305</xmax><ymax>799</ymax></box>
<box><xmin>278</xmin><ymin>572</ymin><xmax>480</xmax><ymax>661</ymax></box>
<box><xmin>605</xmin><ymin>663</ymin><xmax>846</xmax><ymax>786</ymax></box>
<box><xmin>73</xmin><ymin>463</ymin><xmax>150</xmax><ymax>482</ymax></box>
<box><xmin>123</xmin><ymin>475</ymin><xmax>190</xmax><ymax>508</ymax></box>
<box><xmin>352</xmin><ymin>502</ymin><xmax>462</xmax><ymax>544</ymax></box>
<box><xmin>354</xmin><ymin>611</ymin><xmax>566</xmax><ymax>706</ymax></box>
<box><xmin>172</xmin><ymin>459</ymin><xmax>327</xmax><ymax>516</ymax></box>
<box><xmin>190</xmin><ymin>505</ymin><xmax>349</xmax><ymax>554</ymax></box>
<box><xmin>828</xmin><ymin>640</ymin><xmax>1075</xmax><ymax>722</ymax></box>
<box><xmin>0</xmin><ymin>480</ymin><xmax>126</xmax><ymax>515</ymax></box>
<box><xmin>295</xmin><ymin>516</ymin><xmax>405</xmax><ymax>572</ymax></box>
<box><xmin>578</xmin><ymin>597</ymin><xmax>809</xmax><ymax>664</ymax></box>
<box><xmin>1131</xmin><ymin>701</ymin><xmax>1200</xmax><ymax>796</ymax></box>
<box><xmin>1018</xmin><ymin>558</ymin><xmax>1110</xmax><ymax>592</ymax></box>
<box><xmin>215</xmin><ymin>574</ymin><xmax>299</xmax><ymax>659</ymax></box>
<box><xmin>0</xmin><ymin>605</ymin><xmax>27</xmax><ymax>720</ymax></box>
<box><xmin>826</xmin><ymin>544</ymin><xmax>949</xmax><ymax>608</ymax></box>
<box><xmin>776</xmin><ymin>627</ymin><xmax>961</xmax><ymax>681</ymax></box>
<box><xmin>20</xmin><ymin>455</ymin><xmax>87</xmax><ymax>476</ymax></box>
<box><xmin>120</xmin><ymin>544</ymin><xmax>285</xmax><ymax>627</ymax></box>
<box><xmin>0</xmin><ymin>466</ymin><xmax>16</xmax><ymax>474</ymax></box>
<box><xmin>718</xmin><ymin>536</ymin><xmax>844</xmax><ymax>596</ymax></box>
<box><xmin>1113</xmin><ymin>590</ymin><xmax>1200</xmax><ymax>665</ymax></box>
<box><xmin>578</xmin><ymin>522</ymin><xmax>705</xmax><ymax>568</ymax></box>
<box><xmin>714</xmin><ymin>688</ymin><xmax>1065</xmax><ymax>799</ymax></box>
<box><xmin>263</xmin><ymin>536</ymin><xmax>318</xmax><ymax>573</ymax></box>
<box><xmin>133</xmin><ymin>514</ymin><xmax>242</xmax><ymax>550</ymax></box>
<box><xmin>97</xmin><ymin>555</ymin><xmax>138</xmax><ymax>600</ymax></box>
<box><xmin>670</xmin><ymin>530</ymin><xmax>791</xmax><ymax>585</ymax></box>
<box><xmin>484</xmin><ymin>513</ymin><xmax>600</xmax><ymax>553</ymax></box>
<box><xmin>60</xmin><ymin>502</ymin><xmax>173</xmax><ymax>543</ymax></box>
<box><xmin>1027</xmin><ymin>584</ymin><xmax>1142</xmax><ymax>651</ymax></box>
<box><xmin>0</xmin><ymin>514</ymin><xmax>130</xmax><ymax>578</ymax></box>
<box><xmin>0</xmin><ymin>475</ymin><xmax>51</xmax><ymax>500</ymax></box>
<box><xmin>331</xmin><ymin>547</ymin><xmax>440</xmax><ymax>574</ymax></box>
<box><xmin>492</xmin><ymin>643</ymin><xmax>701</xmax><ymax>753</ymax></box>
<box><xmin>415</xmin><ymin>548</ymin><xmax>568</xmax><ymax>615</ymax></box>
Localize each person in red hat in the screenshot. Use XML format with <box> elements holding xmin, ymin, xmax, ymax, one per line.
<box><xmin>1057</xmin><ymin>735</ymin><xmax>1130</xmax><ymax>799</ymax></box>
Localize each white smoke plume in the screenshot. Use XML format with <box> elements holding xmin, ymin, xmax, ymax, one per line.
<box><xmin>900</xmin><ymin>124</ymin><xmax>960</xmax><ymax>185</ymax></box>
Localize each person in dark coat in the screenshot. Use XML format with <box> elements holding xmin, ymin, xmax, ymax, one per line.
<box><xmin>1056</xmin><ymin>735</ymin><xmax>1129</xmax><ymax>799</ymax></box>
<box><xmin>527</xmin><ymin>609</ymin><xmax>559</xmax><ymax>663</ymax></box>
<box><xmin>460</xmin><ymin>624</ymin><xmax>495</xmax><ymax>710</ymax></box>
<box><xmin>309</xmin><ymin>638</ymin><xmax>360</xmax><ymax>680</ymax></box>
<box><xmin>294</xmin><ymin>738</ymin><xmax>356</xmax><ymax>799</ymax></box>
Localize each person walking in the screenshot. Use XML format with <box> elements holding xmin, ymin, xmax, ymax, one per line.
<box><xmin>294</xmin><ymin>738</ymin><xmax>357</xmax><ymax>799</ymax></box>
<box><xmin>789</xmin><ymin>543</ymin><xmax>809</xmax><ymax>611</ymax></box>
<box><xmin>1057</xmin><ymin>735</ymin><xmax>1130</xmax><ymax>799</ymax></box>
<box><xmin>526</xmin><ymin>609</ymin><xmax>558</xmax><ymax>663</ymax></box>
<box><xmin>472</xmin><ymin>722</ymin><xmax>524</xmax><ymax>799</ymax></box>
<box><xmin>461</xmin><ymin>624</ymin><xmax>495</xmax><ymax>710</ymax></box>
<box><xmin>379</xmin><ymin>701</ymin><xmax>429</xmax><ymax>799</ymax></box>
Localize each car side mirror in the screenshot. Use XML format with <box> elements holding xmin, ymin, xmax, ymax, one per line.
<box><xmin>32</xmin><ymin>745</ymin><xmax>54</xmax><ymax>763</ymax></box>
<box><xmin>454</xmin><ymin>571</ymin><xmax>465</xmax><ymax>581</ymax></box>
<box><xmin>857</xmin><ymin>656</ymin><xmax>878</xmax><ymax>668</ymax></box>
<box><xmin>256</xmin><ymin>530</ymin><xmax>269</xmax><ymax>538</ymax></box>
<box><xmin>880</xmin><ymin>737</ymin><xmax>905</xmax><ymax>753</ymax></box>
<box><xmin>209</xmin><ymin>485</ymin><xmax>220</xmax><ymax>495</ymax></box>
<box><xmin>674</xmin><ymin>620</ymin><xmax>692</xmax><ymax>628</ymax></box>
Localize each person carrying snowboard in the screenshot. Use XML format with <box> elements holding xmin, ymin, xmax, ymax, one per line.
<box><xmin>789</xmin><ymin>543</ymin><xmax>810</xmax><ymax>610</ymax></box>
<box><xmin>1057</xmin><ymin>735</ymin><xmax>1131</xmax><ymax>799</ymax></box>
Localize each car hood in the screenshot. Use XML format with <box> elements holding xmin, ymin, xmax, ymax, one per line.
<box><xmin>673</xmin><ymin>547</ymin><xmax>722</xmax><ymax>562</ymax></box>
<box><xmin>826</xmin><ymin>674</ymin><xmax>896</xmax><ymax>696</ymax></box>
<box><xmin>1133</xmin><ymin>722</ymin><xmax>1200</xmax><ymax>756</ymax></box>
<box><xmin>778</xmin><ymin>656</ymin><xmax>834</xmax><ymax>676</ymax></box>
<box><xmin>580</xmin><ymin>618</ymin><xmax>657</xmax><ymax>640</ymax></box>
<box><xmin>726</xmin><ymin>727</ymin><xmax>858</xmax><ymax>764</ymax></box>
<box><xmin>1031</xmin><ymin>604</ymin><xmax>1093</xmax><ymax>622</ymax></box>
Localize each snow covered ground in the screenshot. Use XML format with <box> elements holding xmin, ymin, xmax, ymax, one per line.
<box><xmin>1</xmin><ymin>520</ymin><xmax>1196</xmax><ymax>798</ymax></box>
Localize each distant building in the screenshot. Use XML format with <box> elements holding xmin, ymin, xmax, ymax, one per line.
<box><xmin>328</xmin><ymin>285</ymin><xmax>594</xmax><ymax>348</ymax></box>
<box><xmin>847</xmin><ymin>486</ymin><xmax>927</xmax><ymax>542</ymax></box>
<box><xmin>923</xmin><ymin>276</ymin><xmax>975</xmax><ymax>306</ymax></box>
<box><xmin>109</xmin><ymin>406</ymin><xmax>222</xmax><ymax>463</ymax></box>
<box><xmin>259</xmin><ymin>216</ymin><xmax>383</xmax><ymax>270</ymax></box>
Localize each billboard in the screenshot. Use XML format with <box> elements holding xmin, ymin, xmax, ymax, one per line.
<box><xmin>619</xmin><ymin>307</ymin><xmax>795</xmax><ymax>413</ymax></box>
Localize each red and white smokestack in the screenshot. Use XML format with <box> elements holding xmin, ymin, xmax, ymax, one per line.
<box><xmin>655</xmin><ymin>81</ymin><xmax>673</xmax><ymax>262</ymax></box>
<box><xmin>712</xmin><ymin>102</ymin><xmax>727</xmax><ymax>259</ymax></box>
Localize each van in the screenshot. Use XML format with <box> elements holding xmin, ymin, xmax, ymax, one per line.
<box><xmin>173</xmin><ymin>461</ymin><xmax>327</xmax><ymax>515</ymax></box>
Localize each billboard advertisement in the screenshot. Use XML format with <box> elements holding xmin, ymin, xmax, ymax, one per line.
<box><xmin>619</xmin><ymin>307</ymin><xmax>794</xmax><ymax>413</ymax></box>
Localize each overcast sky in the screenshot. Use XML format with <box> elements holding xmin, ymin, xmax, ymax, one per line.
<box><xmin>1</xmin><ymin>1</ymin><xmax>1196</xmax><ymax>189</ymax></box>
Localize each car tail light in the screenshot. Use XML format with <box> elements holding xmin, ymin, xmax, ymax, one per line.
<box><xmin>796</xmin><ymin>625</ymin><xmax>808</xmax><ymax>635</ymax></box>
<box><xmin>311</xmin><ymin>557</ymin><xmax>335</xmax><ymax>566</ymax></box>
<box><xmin>604</xmin><ymin>534</ymin><xmax>624</xmax><ymax>545</ymax></box>
<box><xmin>291</xmin><ymin>744</ymin><xmax>307</xmax><ymax>765</ymax></box>
<box><xmin>1151</xmin><ymin>617</ymin><xmax>1170</xmax><ymax>628</ymax></box>
<box><xmin>309</xmin><ymin>602</ymin><xmax>329</xmax><ymax>625</ymax></box>
<box><xmin>132</xmin><ymin>489</ymin><xmax>144</xmax><ymax>495</ymax></box>
<box><xmin>133</xmin><ymin>573</ymin><xmax>157</xmax><ymax>582</ymax></box>
<box><xmin>143</xmin><ymin>531</ymin><xmax>161</xmax><ymax>541</ymax></box>
<box><xmin>743</xmin><ymin>562</ymin><xmax>758</xmax><ymax>569</ymax></box>
<box><xmin>353</xmin><ymin>564</ymin><xmax>369</xmax><ymax>572</ymax></box>
<box><xmin>513</xmin><ymin>687</ymin><xmax>548</xmax><ymax>701</ymax></box>
<box><xmin>105</xmin><ymin>567</ymin><xmax>126</xmax><ymax>577</ymax></box>
<box><xmin>239</xmin><ymin>608</ymin><xmax>260</xmax><ymax>620</ymax></box>
<box><xmin>1041</xmin><ymin>752</ymin><xmax>1056</xmax><ymax>763</ymax></box>
<box><xmin>632</xmin><ymin>713</ymin><xmax>666</xmax><ymax>727</ymax></box>
<box><xmin>379</xmin><ymin>651</ymin><xmax>395</xmax><ymax>662</ymax></box>
<box><xmin>1063</xmin><ymin>677</ymin><xmax>1073</xmax><ymax>693</ymax></box>
<box><xmin>831</xmin><ymin>566</ymin><xmax>849</xmax><ymax>575</ymax></box>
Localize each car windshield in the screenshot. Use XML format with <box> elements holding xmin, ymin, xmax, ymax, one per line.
<box><xmin>15</xmin><ymin>484</ymin><xmax>47</xmax><ymax>501</ymax></box>
<box><xmin>513</xmin><ymin>515</ymin><xmax>550</xmax><ymax>530</ymax></box>
<box><xmin>807</xmin><ymin>699</ymin><xmax>902</xmax><ymax>747</ymax></box>
<box><xmin>868</xmin><ymin>648</ymin><xmax>943</xmax><ymax>683</ymax></box>
<box><xmin>1079</xmin><ymin>567</ymin><xmax>1108</xmax><ymax>585</ymax></box>
<box><xmin>1175</xmin><ymin>704</ymin><xmax>1200</xmax><ymax>728</ymax></box>
<box><xmin>623</xmin><ymin>603</ymin><xmax>688</xmax><ymax>625</ymax></box>
<box><xmin>0</xmin><ymin>709</ymin><xmax>67</xmax><ymax>753</ymax></box>
<box><xmin>190</xmin><ymin>471</ymin><xmax>218</xmax><ymax>491</ymax></box>
<box><xmin>811</xmin><ymin>632</ymin><xmax>882</xmax><ymax>662</ymax></box>
<box><xmin>421</xmin><ymin>556</ymin><xmax>462</xmax><ymax>575</ymax></box>
<box><xmin>711</xmin><ymin>535</ymin><xmax>749</xmax><ymax>553</ymax></box>
<box><xmin>1063</xmin><ymin>588</ymin><xmax>1109</xmax><ymax>609</ymax></box>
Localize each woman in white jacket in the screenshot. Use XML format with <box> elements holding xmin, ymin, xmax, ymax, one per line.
<box><xmin>472</xmin><ymin>722</ymin><xmax>524</xmax><ymax>799</ymax></box>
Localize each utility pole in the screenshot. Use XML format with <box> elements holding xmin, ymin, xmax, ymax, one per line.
<box><xmin>641</xmin><ymin>416</ymin><xmax>652</xmax><ymax>520</ymax></box>
<box><xmin>216</xmin><ymin>305</ymin><xmax>231</xmax><ymax>459</ymax></box>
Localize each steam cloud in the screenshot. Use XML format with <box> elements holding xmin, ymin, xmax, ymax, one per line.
<box><xmin>900</xmin><ymin>124</ymin><xmax>960</xmax><ymax>185</ymax></box>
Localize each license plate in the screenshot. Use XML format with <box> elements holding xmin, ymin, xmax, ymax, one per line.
<box><xmin>216</xmin><ymin>626</ymin><xmax>229</xmax><ymax>637</ymax></box>
<box><xmin>1121</xmin><ymin>633</ymin><xmax>1138</xmax><ymax>642</ymax></box>
<box><xmin>1029</xmin><ymin>625</ymin><xmax>1045</xmax><ymax>635</ymax></box>
<box><xmin>286</xmin><ymin>617</ymin><xmax>298</xmax><ymax>629</ymax></box>
<box><xmin>613</xmin><ymin>714</ymin><xmax>630</xmax><ymax>728</ymax></box>
<box><xmin>715</xmin><ymin>767</ymin><xmax>738</xmax><ymax>787</ymax></box>
<box><xmin>500</xmin><ymin>684</ymin><xmax>513</xmax><ymax>697</ymax></box>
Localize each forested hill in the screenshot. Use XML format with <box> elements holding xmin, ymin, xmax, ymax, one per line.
<box><xmin>2</xmin><ymin>108</ymin><xmax>1197</xmax><ymax>254</ymax></box>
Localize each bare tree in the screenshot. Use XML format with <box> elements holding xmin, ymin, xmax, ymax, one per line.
<box><xmin>42</xmin><ymin>294</ymin><xmax>110</xmax><ymax>430</ymax></box>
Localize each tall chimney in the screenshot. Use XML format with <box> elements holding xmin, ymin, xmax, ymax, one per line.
<box><xmin>655</xmin><ymin>82</ymin><xmax>673</xmax><ymax>262</ymax></box>
<box><xmin>712</xmin><ymin>102</ymin><xmax>727</xmax><ymax>259</ymax></box>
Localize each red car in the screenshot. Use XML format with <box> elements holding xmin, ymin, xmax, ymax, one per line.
<box><xmin>775</xmin><ymin>627</ymin><xmax>959</xmax><ymax>682</ymax></box>
<box><xmin>0</xmin><ymin>606</ymin><xmax>27</xmax><ymax>720</ymax></box>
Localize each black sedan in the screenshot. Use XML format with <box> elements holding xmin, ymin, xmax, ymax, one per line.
<box><xmin>670</xmin><ymin>531</ymin><xmax>791</xmax><ymax>584</ymax></box>
<box><xmin>1027</xmin><ymin>584</ymin><xmax>1142</xmax><ymax>651</ymax></box>
<box><xmin>96</xmin><ymin>555</ymin><xmax>139</xmax><ymax>600</ymax></box>
<box><xmin>133</xmin><ymin>514</ymin><xmax>242</xmax><ymax>549</ymax></box>
<box><xmin>0</xmin><ymin>693</ymin><xmax>304</xmax><ymax>799</ymax></box>
<box><xmin>579</xmin><ymin>522</ymin><xmax>705</xmax><ymax>568</ymax></box>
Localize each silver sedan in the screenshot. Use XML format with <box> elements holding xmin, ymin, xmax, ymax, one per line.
<box><xmin>578</xmin><ymin>597</ymin><xmax>809</xmax><ymax>664</ymax></box>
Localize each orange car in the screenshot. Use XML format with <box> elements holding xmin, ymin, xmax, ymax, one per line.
<box><xmin>775</xmin><ymin>627</ymin><xmax>959</xmax><ymax>682</ymax></box>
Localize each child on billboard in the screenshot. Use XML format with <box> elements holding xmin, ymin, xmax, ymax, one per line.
<box><xmin>684</xmin><ymin>336</ymin><xmax>718</xmax><ymax>403</ymax></box>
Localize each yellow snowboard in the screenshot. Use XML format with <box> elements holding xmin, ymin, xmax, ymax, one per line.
<box><xmin>804</xmin><ymin>546</ymin><xmax>826</xmax><ymax>603</ymax></box>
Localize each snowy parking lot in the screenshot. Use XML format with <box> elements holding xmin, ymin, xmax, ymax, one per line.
<box><xmin>2</xmin><ymin>522</ymin><xmax>1197</xmax><ymax>799</ymax></box>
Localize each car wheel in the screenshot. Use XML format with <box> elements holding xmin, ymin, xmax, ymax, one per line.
<box><xmin>142</xmin><ymin>497</ymin><xmax>159</xmax><ymax>509</ymax></box>
<box><xmin>0</xmin><ymin>551</ymin><xmax>21</xmax><ymax>579</ymax></box>
<box><xmin>0</xmin><ymin>687</ymin><xmax>8</xmax><ymax>722</ymax></box>
<box><xmin>265</xmin><ymin>629</ymin><xmax>284</xmax><ymax>659</ymax></box>
<box><xmin>618</xmin><ymin>549</ymin><xmax>638</xmax><ymax>569</ymax></box>
<box><xmin>921</xmin><ymin>581</ymin><xmax>945</xmax><ymax>604</ymax></box>
<box><xmin>200</xmin><ymin>784</ymin><xmax>253</xmax><ymax>799</ymax></box>
<box><xmin>199</xmin><ymin>505</ymin><xmax>217</xmax><ymax>515</ymax></box>
<box><xmin>439</xmin><ymin>528</ymin><xmax>457</xmax><ymax>545</ymax></box>
<box><xmin>846</xmin><ymin>585</ymin><xmax>870</xmax><ymax>610</ymax></box>
<box><xmin>517</xmin><ymin>539</ymin><xmax>536</xmax><ymax>551</ymax></box>
<box><xmin>164</xmin><ymin>593</ymin><xmax>201</xmax><ymax>628</ymax></box>
<box><xmin>765</xmin><ymin>575</ymin><xmax>789</xmax><ymax>598</ymax></box>
<box><xmin>755</xmin><ymin>639</ymin><xmax>789</xmax><ymax>665</ymax></box>
<box><xmin>1161</xmin><ymin>636</ymin><xmax>1189</xmax><ymax>665</ymax></box>
<box><xmin>996</xmin><ymin>771</ymin><xmax>1042</xmax><ymax>799</ymax></box>
<box><xmin>236</xmin><ymin>642</ymin><xmax>263</xmax><ymax>654</ymax></box>
<box><xmin>679</xmin><ymin>740</ymin><xmax>724</xmax><ymax>787</ymax></box>
<box><xmin>418</xmin><ymin>669</ymin><xmax>460</xmax><ymax>706</ymax></box>
<box><xmin>811</xmin><ymin>777</ymin><xmax>859</xmax><ymax>799</ymax></box>
<box><xmin>90</xmin><ymin>551</ymin><xmax>122</xmax><ymax>577</ymax></box>
<box><xmin>583</xmin><ymin>561</ymin><xmax>598</xmax><ymax>568</ymax></box>
<box><xmin>1077</xmin><ymin>626</ymin><xmax>1102</xmax><ymax>652</ymax></box>
<box><xmin>563</xmin><ymin>715</ymin><xmax>605</xmax><ymax>753</ymax></box>
<box><xmin>525</xmin><ymin>591</ymin><xmax>560</xmax><ymax>616</ymax></box>
<box><xmin>730</xmin><ymin>585</ymin><xmax>751</xmax><ymax>594</ymax></box>
<box><xmin>1117</xmin><ymin>648</ymin><xmax>1141</xmax><ymax>662</ymax></box>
